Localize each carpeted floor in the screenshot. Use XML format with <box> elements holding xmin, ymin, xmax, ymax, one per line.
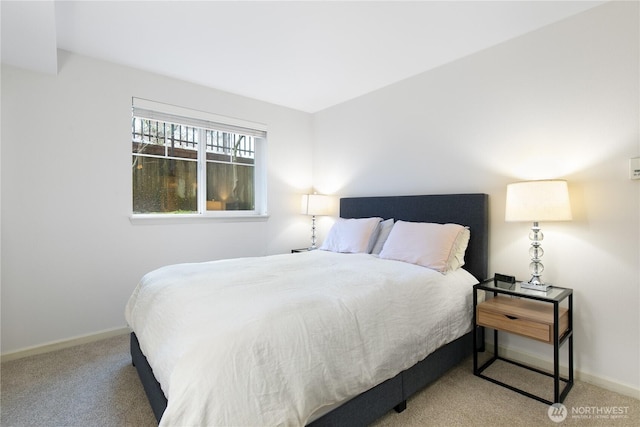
<box><xmin>1</xmin><ymin>333</ymin><xmax>638</xmax><ymax>426</ymax></box>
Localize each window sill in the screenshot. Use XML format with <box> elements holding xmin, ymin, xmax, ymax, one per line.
<box><xmin>129</xmin><ymin>213</ymin><xmax>270</xmax><ymax>225</ymax></box>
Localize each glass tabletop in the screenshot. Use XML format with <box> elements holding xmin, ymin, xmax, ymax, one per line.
<box><xmin>476</xmin><ymin>278</ymin><xmax>572</xmax><ymax>302</ymax></box>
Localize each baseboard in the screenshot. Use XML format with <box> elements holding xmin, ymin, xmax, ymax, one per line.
<box><xmin>1</xmin><ymin>327</ymin><xmax>131</xmax><ymax>362</ymax></box>
<box><xmin>488</xmin><ymin>342</ymin><xmax>640</xmax><ymax>400</ymax></box>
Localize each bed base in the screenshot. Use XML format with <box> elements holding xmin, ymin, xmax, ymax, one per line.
<box><xmin>130</xmin><ymin>333</ymin><xmax>167</xmax><ymax>422</ymax></box>
<box><xmin>131</xmin><ymin>330</ymin><xmax>476</xmax><ymax>426</ymax></box>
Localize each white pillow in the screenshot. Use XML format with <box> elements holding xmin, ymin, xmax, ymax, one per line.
<box><xmin>370</xmin><ymin>218</ymin><xmax>394</xmax><ymax>255</ymax></box>
<box><xmin>378</xmin><ymin>221</ymin><xmax>470</xmax><ymax>273</ymax></box>
<box><xmin>449</xmin><ymin>226</ymin><xmax>470</xmax><ymax>271</ymax></box>
<box><xmin>320</xmin><ymin>217</ymin><xmax>382</xmax><ymax>253</ymax></box>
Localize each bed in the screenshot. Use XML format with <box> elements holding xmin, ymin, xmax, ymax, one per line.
<box><xmin>128</xmin><ymin>193</ymin><xmax>489</xmax><ymax>426</ymax></box>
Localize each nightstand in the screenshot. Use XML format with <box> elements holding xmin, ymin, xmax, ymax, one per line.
<box><xmin>473</xmin><ymin>278</ymin><xmax>574</xmax><ymax>404</ymax></box>
<box><xmin>291</xmin><ymin>248</ymin><xmax>313</xmax><ymax>253</ymax></box>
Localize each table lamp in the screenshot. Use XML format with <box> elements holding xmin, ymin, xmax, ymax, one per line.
<box><xmin>505</xmin><ymin>180</ymin><xmax>572</xmax><ymax>291</ymax></box>
<box><xmin>301</xmin><ymin>194</ymin><xmax>332</xmax><ymax>249</ymax></box>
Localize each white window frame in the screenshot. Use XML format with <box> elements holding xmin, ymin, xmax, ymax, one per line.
<box><xmin>130</xmin><ymin>98</ymin><xmax>268</xmax><ymax>222</ymax></box>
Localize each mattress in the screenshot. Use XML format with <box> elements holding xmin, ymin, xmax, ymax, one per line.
<box><xmin>125</xmin><ymin>250</ymin><xmax>478</xmax><ymax>426</ymax></box>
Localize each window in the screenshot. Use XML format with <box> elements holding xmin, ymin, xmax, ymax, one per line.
<box><xmin>131</xmin><ymin>98</ymin><xmax>267</xmax><ymax>217</ymax></box>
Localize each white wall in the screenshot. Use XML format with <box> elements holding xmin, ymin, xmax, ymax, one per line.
<box><xmin>1</xmin><ymin>51</ymin><xmax>315</xmax><ymax>353</ymax></box>
<box><xmin>313</xmin><ymin>2</ymin><xmax>639</xmax><ymax>394</ymax></box>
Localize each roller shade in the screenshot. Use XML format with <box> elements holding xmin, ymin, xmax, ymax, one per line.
<box><xmin>132</xmin><ymin>97</ymin><xmax>267</xmax><ymax>138</ymax></box>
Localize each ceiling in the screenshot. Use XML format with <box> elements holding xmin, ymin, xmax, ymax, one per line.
<box><xmin>1</xmin><ymin>1</ymin><xmax>606</xmax><ymax>113</ymax></box>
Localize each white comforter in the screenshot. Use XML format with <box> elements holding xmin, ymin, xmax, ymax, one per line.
<box><xmin>125</xmin><ymin>250</ymin><xmax>477</xmax><ymax>426</ymax></box>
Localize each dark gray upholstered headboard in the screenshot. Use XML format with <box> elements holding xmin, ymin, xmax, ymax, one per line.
<box><xmin>340</xmin><ymin>193</ymin><xmax>489</xmax><ymax>281</ymax></box>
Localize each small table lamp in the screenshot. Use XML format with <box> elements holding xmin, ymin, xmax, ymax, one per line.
<box><xmin>301</xmin><ymin>194</ymin><xmax>332</xmax><ymax>249</ymax></box>
<box><xmin>505</xmin><ymin>180</ymin><xmax>572</xmax><ymax>291</ymax></box>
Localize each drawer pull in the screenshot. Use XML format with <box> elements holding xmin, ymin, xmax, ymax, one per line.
<box><xmin>505</xmin><ymin>315</ymin><xmax>519</xmax><ymax>320</ymax></box>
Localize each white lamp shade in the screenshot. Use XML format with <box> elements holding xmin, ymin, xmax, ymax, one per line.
<box><xmin>301</xmin><ymin>194</ymin><xmax>332</xmax><ymax>216</ymax></box>
<box><xmin>505</xmin><ymin>180</ymin><xmax>572</xmax><ymax>222</ymax></box>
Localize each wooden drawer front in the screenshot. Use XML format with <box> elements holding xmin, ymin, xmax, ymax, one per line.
<box><xmin>477</xmin><ymin>296</ymin><xmax>569</xmax><ymax>344</ymax></box>
<box><xmin>478</xmin><ymin>309</ymin><xmax>552</xmax><ymax>342</ymax></box>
